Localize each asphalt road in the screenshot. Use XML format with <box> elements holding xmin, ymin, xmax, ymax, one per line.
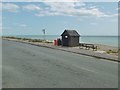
<box><xmin>2</xmin><ymin>40</ymin><xmax>118</xmax><ymax>88</ymax></box>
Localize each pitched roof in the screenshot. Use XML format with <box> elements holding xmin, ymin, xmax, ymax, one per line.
<box><xmin>61</xmin><ymin>30</ymin><xmax>80</xmax><ymax>36</ymax></box>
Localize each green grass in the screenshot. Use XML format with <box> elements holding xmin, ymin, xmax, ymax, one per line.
<box><xmin>28</xmin><ymin>39</ymin><xmax>44</xmax><ymax>42</ymax></box>
<box><xmin>3</xmin><ymin>36</ymin><xmax>53</xmax><ymax>43</ymax></box>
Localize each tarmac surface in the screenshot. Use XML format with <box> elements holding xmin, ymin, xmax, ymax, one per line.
<box><xmin>2</xmin><ymin>40</ymin><xmax>118</xmax><ymax>88</ymax></box>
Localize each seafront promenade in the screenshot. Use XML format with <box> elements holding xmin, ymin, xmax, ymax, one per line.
<box><xmin>3</xmin><ymin>37</ymin><xmax>118</xmax><ymax>62</ymax></box>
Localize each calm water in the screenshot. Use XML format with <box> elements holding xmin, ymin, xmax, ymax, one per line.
<box><xmin>7</xmin><ymin>35</ymin><xmax>118</xmax><ymax>47</ymax></box>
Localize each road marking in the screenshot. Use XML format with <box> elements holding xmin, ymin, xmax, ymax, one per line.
<box><xmin>80</xmin><ymin>67</ymin><xmax>97</xmax><ymax>73</ymax></box>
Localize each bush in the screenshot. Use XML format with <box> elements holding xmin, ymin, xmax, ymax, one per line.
<box><xmin>29</xmin><ymin>39</ymin><xmax>43</xmax><ymax>42</ymax></box>
<box><xmin>106</xmin><ymin>49</ymin><xmax>118</xmax><ymax>54</ymax></box>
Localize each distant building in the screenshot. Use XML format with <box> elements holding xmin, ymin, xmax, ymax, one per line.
<box><xmin>61</xmin><ymin>30</ymin><xmax>80</xmax><ymax>47</ymax></box>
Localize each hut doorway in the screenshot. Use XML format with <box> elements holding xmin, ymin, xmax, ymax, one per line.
<box><xmin>63</xmin><ymin>35</ymin><xmax>69</xmax><ymax>46</ymax></box>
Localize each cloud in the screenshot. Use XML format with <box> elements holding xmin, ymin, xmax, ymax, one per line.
<box><xmin>23</xmin><ymin>4</ymin><xmax>41</xmax><ymax>11</ymax></box>
<box><xmin>89</xmin><ymin>6</ymin><xmax>97</xmax><ymax>9</ymax></box>
<box><xmin>19</xmin><ymin>24</ymin><xmax>27</xmax><ymax>27</ymax></box>
<box><xmin>2</xmin><ymin>0</ymin><xmax>119</xmax><ymax>2</ymax></box>
<box><xmin>34</xmin><ymin>2</ymin><xmax>110</xmax><ymax>18</ymax></box>
<box><xmin>113</xmin><ymin>13</ymin><xmax>120</xmax><ymax>17</ymax></box>
<box><xmin>116</xmin><ymin>7</ymin><xmax>120</xmax><ymax>10</ymax></box>
<box><xmin>1</xmin><ymin>2</ymin><xmax>118</xmax><ymax>18</ymax></box>
<box><xmin>103</xmin><ymin>13</ymin><xmax>120</xmax><ymax>18</ymax></box>
<box><xmin>2</xmin><ymin>3</ymin><xmax>20</xmax><ymax>12</ymax></box>
<box><xmin>13</xmin><ymin>23</ymin><xmax>27</xmax><ymax>27</ymax></box>
<box><xmin>74</xmin><ymin>2</ymin><xmax>86</xmax><ymax>7</ymax></box>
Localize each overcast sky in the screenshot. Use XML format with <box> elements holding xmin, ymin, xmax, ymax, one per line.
<box><xmin>2</xmin><ymin>2</ymin><xmax>118</xmax><ymax>36</ymax></box>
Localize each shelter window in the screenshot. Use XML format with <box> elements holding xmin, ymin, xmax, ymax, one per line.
<box><xmin>65</xmin><ymin>36</ymin><xmax>68</xmax><ymax>38</ymax></box>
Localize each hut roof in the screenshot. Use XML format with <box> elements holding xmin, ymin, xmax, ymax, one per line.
<box><xmin>61</xmin><ymin>30</ymin><xmax>80</xmax><ymax>36</ymax></box>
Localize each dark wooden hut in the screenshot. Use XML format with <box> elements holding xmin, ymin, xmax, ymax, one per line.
<box><xmin>61</xmin><ymin>30</ymin><xmax>80</xmax><ymax>47</ymax></box>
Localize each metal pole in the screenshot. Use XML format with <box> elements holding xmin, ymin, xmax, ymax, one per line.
<box><xmin>42</xmin><ymin>29</ymin><xmax>45</xmax><ymax>41</ymax></box>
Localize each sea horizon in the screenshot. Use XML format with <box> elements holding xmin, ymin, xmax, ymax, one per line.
<box><xmin>2</xmin><ymin>34</ymin><xmax>119</xmax><ymax>36</ymax></box>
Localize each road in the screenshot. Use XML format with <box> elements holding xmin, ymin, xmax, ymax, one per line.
<box><xmin>2</xmin><ymin>40</ymin><xmax>118</xmax><ymax>88</ymax></box>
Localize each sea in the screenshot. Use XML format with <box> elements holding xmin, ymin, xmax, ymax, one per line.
<box><xmin>5</xmin><ymin>35</ymin><xmax>118</xmax><ymax>47</ymax></box>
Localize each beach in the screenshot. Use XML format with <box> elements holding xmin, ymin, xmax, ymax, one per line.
<box><xmin>2</xmin><ymin>39</ymin><xmax>118</xmax><ymax>88</ymax></box>
<box><xmin>94</xmin><ymin>44</ymin><xmax>118</xmax><ymax>56</ymax></box>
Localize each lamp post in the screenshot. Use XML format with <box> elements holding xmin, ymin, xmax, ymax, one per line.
<box><xmin>42</xmin><ymin>29</ymin><xmax>45</xmax><ymax>41</ymax></box>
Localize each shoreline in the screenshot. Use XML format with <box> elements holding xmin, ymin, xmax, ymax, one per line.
<box><xmin>2</xmin><ymin>35</ymin><xmax>118</xmax><ymax>47</ymax></box>
<box><xmin>2</xmin><ymin>36</ymin><xmax>119</xmax><ymax>62</ymax></box>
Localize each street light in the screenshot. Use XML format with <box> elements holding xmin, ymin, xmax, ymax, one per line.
<box><xmin>42</xmin><ymin>29</ymin><xmax>45</xmax><ymax>41</ymax></box>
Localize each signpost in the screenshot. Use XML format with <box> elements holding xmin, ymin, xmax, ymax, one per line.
<box><xmin>42</xmin><ymin>29</ymin><xmax>45</xmax><ymax>41</ymax></box>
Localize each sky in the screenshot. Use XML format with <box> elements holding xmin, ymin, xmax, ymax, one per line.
<box><xmin>1</xmin><ymin>2</ymin><xmax>119</xmax><ymax>36</ymax></box>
